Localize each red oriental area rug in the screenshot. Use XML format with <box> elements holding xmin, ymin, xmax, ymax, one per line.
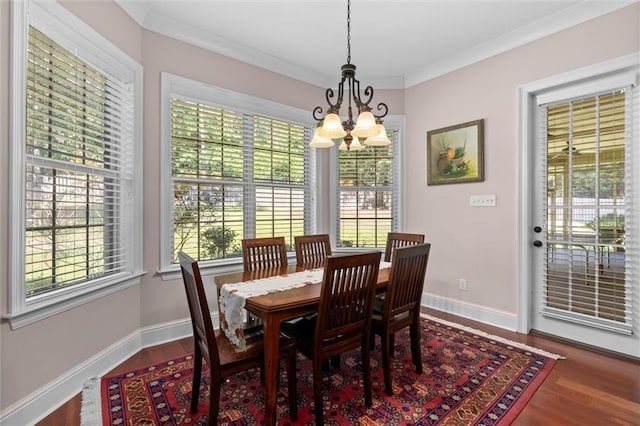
<box><xmin>82</xmin><ymin>315</ymin><xmax>561</xmax><ymax>425</ymax></box>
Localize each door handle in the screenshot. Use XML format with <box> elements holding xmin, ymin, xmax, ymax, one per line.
<box><xmin>533</xmin><ymin>240</ymin><xmax>543</xmax><ymax>247</ymax></box>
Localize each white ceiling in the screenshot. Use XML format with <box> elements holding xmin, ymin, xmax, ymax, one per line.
<box><xmin>114</xmin><ymin>0</ymin><xmax>634</xmax><ymax>89</ymax></box>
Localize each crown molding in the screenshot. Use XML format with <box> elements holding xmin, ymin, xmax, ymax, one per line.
<box><xmin>404</xmin><ymin>1</ymin><xmax>635</xmax><ymax>88</ymax></box>
<box><xmin>117</xmin><ymin>1</ymin><xmax>636</xmax><ymax>89</ymax></box>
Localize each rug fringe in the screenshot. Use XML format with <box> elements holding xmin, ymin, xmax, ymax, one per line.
<box><xmin>420</xmin><ymin>313</ymin><xmax>566</xmax><ymax>359</ymax></box>
<box><xmin>80</xmin><ymin>377</ymin><xmax>102</xmax><ymax>426</ymax></box>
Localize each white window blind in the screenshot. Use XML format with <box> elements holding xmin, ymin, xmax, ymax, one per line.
<box><xmin>337</xmin><ymin>130</ymin><xmax>399</xmax><ymax>248</ymax></box>
<box><xmin>540</xmin><ymin>86</ymin><xmax>635</xmax><ymax>333</ymax></box>
<box><xmin>24</xmin><ymin>26</ymin><xmax>133</xmax><ymax>297</ymax></box>
<box><xmin>170</xmin><ymin>97</ymin><xmax>313</xmax><ymax>263</ymax></box>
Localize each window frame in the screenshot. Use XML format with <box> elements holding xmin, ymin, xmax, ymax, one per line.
<box><xmin>159</xmin><ymin>73</ymin><xmax>317</xmax><ymax>280</ymax></box>
<box><xmin>7</xmin><ymin>0</ymin><xmax>144</xmax><ymax>328</ymax></box>
<box><xmin>330</xmin><ymin>115</ymin><xmax>405</xmax><ymax>251</ymax></box>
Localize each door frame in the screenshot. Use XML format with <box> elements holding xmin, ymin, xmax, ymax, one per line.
<box><xmin>516</xmin><ymin>53</ymin><xmax>639</xmax><ymax>334</ymax></box>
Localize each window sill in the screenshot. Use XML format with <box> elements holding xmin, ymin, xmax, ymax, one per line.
<box><xmin>157</xmin><ymin>254</ymin><xmax>298</xmax><ymax>281</ymax></box>
<box><xmin>158</xmin><ymin>258</ymin><xmax>245</xmax><ymax>281</ymax></box>
<box><xmin>4</xmin><ymin>272</ymin><xmax>145</xmax><ymax>330</ymax></box>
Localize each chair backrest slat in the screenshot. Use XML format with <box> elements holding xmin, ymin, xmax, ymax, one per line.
<box><xmin>242</xmin><ymin>237</ymin><xmax>288</xmax><ymax>272</ymax></box>
<box><xmin>384</xmin><ymin>232</ymin><xmax>425</xmax><ymax>263</ymax></box>
<box><xmin>294</xmin><ymin>234</ymin><xmax>332</xmax><ymax>268</ymax></box>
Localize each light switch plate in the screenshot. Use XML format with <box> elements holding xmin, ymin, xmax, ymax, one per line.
<box><xmin>469</xmin><ymin>194</ymin><xmax>496</xmax><ymax>207</ymax></box>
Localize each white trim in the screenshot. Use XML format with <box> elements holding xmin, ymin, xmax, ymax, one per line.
<box><xmin>393</xmin><ymin>116</ymin><xmax>407</xmax><ymax>231</ymax></box>
<box><xmin>536</xmin><ymin>72</ymin><xmax>637</xmax><ymax>105</ymax></box>
<box><xmin>517</xmin><ymin>53</ymin><xmax>640</xmax><ymax>339</ymax></box>
<box><xmin>145</xmin><ymin>10</ymin><xmax>337</xmax><ymax>89</ymax></box>
<box><xmin>421</xmin><ymin>292</ymin><xmax>518</xmax><ymax>332</ymax></box>
<box><xmin>115</xmin><ymin>1</ymin><xmax>632</xmax><ymax>89</ymax></box>
<box><xmin>8</xmin><ymin>0</ymin><xmax>145</xmax><ymax>327</ymax></box>
<box><xmin>9</xmin><ymin>0</ymin><xmax>29</xmax><ymax>316</ymax></box>
<box><xmin>516</xmin><ymin>85</ymin><xmax>535</xmax><ymax>334</ymax></box>
<box><xmin>405</xmin><ymin>2</ymin><xmax>634</xmax><ymax>88</ymax></box>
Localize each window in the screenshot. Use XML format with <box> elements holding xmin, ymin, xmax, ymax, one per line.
<box><xmin>161</xmin><ymin>74</ymin><xmax>314</xmax><ymax>273</ymax></box>
<box><xmin>9</xmin><ymin>1</ymin><xmax>143</xmax><ymax>327</ymax></box>
<box><xmin>336</xmin><ymin>125</ymin><xmax>401</xmax><ymax>248</ymax></box>
<box><xmin>541</xmin><ymin>88</ymin><xmax>634</xmax><ymax>332</ymax></box>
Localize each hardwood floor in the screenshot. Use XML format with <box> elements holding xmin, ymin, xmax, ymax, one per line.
<box><xmin>36</xmin><ymin>309</ymin><xmax>640</xmax><ymax>426</ymax></box>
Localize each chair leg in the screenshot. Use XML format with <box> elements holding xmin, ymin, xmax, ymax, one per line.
<box><xmin>410</xmin><ymin>319</ymin><xmax>423</xmax><ymax>374</ymax></box>
<box><xmin>191</xmin><ymin>355</ymin><xmax>202</xmax><ymax>414</ymax></box>
<box><xmin>313</xmin><ymin>357</ymin><xmax>324</xmax><ymax>426</ymax></box>
<box><xmin>321</xmin><ymin>358</ymin><xmax>330</xmax><ymax>371</ymax></box>
<box><xmin>381</xmin><ymin>331</ymin><xmax>393</xmax><ymax>396</ymax></box>
<box><xmin>390</xmin><ymin>334</ymin><xmax>395</xmax><ymax>356</ymax></box>
<box><xmin>286</xmin><ymin>349</ymin><xmax>298</xmax><ymax>421</ymax></box>
<box><xmin>208</xmin><ymin>373</ymin><xmax>221</xmax><ymax>426</ymax></box>
<box><xmin>330</xmin><ymin>354</ymin><xmax>341</xmax><ymax>368</ymax></box>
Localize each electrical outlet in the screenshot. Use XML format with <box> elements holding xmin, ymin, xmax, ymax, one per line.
<box><xmin>469</xmin><ymin>194</ymin><xmax>496</xmax><ymax>207</ymax></box>
<box><xmin>459</xmin><ymin>279</ymin><xmax>467</xmax><ymax>291</ymax></box>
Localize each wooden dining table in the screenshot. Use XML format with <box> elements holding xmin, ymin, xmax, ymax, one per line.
<box><xmin>214</xmin><ymin>262</ymin><xmax>390</xmax><ymax>426</ymax></box>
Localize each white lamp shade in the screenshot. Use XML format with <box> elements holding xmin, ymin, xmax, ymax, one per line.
<box><xmin>364</xmin><ymin>124</ymin><xmax>391</xmax><ymax>146</ymax></box>
<box><xmin>351</xmin><ymin>110</ymin><xmax>378</xmax><ymax>138</ymax></box>
<box><xmin>309</xmin><ymin>128</ymin><xmax>335</xmax><ymax>148</ymax></box>
<box><xmin>338</xmin><ymin>136</ymin><xmax>363</xmax><ymax>151</ymax></box>
<box><xmin>318</xmin><ymin>113</ymin><xmax>346</xmax><ymax>138</ymax></box>
<box><xmin>349</xmin><ymin>136</ymin><xmax>364</xmax><ymax>151</ymax></box>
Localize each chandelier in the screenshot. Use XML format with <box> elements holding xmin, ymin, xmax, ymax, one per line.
<box><xmin>310</xmin><ymin>0</ymin><xmax>390</xmax><ymax>151</ymax></box>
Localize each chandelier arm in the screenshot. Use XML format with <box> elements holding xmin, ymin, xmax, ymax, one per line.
<box><xmin>373</xmin><ymin>102</ymin><xmax>389</xmax><ymax>120</ymax></box>
<box><xmin>357</xmin><ymin>85</ymin><xmax>374</xmax><ymax>110</ymax></box>
<box><xmin>324</xmin><ymin>88</ymin><xmax>338</xmax><ymax>111</ymax></box>
<box><xmin>336</xmin><ymin>75</ymin><xmax>347</xmax><ymax>110</ymax></box>
<box><xmin>312</xmin><ymin>106</ymin><xmax>325</xmax><ymax>121</ymax></box>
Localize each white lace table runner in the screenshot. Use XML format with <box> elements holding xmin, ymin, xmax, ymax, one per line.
<box><xmin>219</xmin><ymin>261</ymin><xmax>391</xmax><ymax>350</ymax></box>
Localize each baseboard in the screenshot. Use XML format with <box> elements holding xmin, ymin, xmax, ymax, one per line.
<box><xmin>0</xmin><ymin>314</ymin><xmax>218</xmax><ymax>426</ymax></box>
<box><xmin>422</xmin><ymin>292</ymin><xmax>518</xmax><ymax>332</ymax></box>
<box><xmin>0</xmin><ymin>300</ymin><xmax>512</xmax><ymax>426</ymax></box>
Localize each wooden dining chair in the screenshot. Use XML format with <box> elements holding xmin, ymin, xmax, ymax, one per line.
<box><xmin>377</xmin><ymin>232</ymin><xmax>426</xmax><ymax>317</ymax></box>
<box><xmin>178</xmin><ymin>252</ymin><xmax>298</xmax><ymax>424</ymax></box>
<box><xmin>281</xmin><ymin>251</ymin><xmax>381</xmax><ymax>426</ymax></box>
<box><xmin>242</xmin><ymin>236</ymin><xmax>288</xmax><ymax>272</ymax></box>
<box><xmin>371</xmin><ymin>243</ymin><xmax>431</xmax><ymax>395</ymax></box>
<box><xmin>294</xmin><ymin>234</ymin><xmax>332</xmax><ymax>269</ymax></box>
<box><xmin>384</xmin><ymin>232</ymin><xmax>425</xmax><ymax>263</ymax></box>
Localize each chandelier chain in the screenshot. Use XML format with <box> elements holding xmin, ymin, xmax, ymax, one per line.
<box><xmin>347</xmin><ymin>0</ymin><xmax>351</xmax><ymax>64</ymax></box>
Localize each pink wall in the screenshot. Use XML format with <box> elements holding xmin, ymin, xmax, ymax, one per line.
<box><xmin>405</xmin><ymin>5</ymin><xmax>639</xmax><ymax>314</ymax></box>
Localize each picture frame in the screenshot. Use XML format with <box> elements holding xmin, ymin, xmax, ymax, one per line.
<box><xmin>427</xmin><ymin>119</ymin><xmax>484</xmax><ymax>185</ymax></box>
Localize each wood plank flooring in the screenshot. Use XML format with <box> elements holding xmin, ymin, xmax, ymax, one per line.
<box><xmin>36</xmin><ymin>309</ymin><xmax>640</xmax><ymax>425</ymax></box>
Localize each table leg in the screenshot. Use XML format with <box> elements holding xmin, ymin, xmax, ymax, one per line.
<box><xmin>263</xmin><ymin>314</ymin><xmax>281</xmax><ymax>426</ymax></box>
